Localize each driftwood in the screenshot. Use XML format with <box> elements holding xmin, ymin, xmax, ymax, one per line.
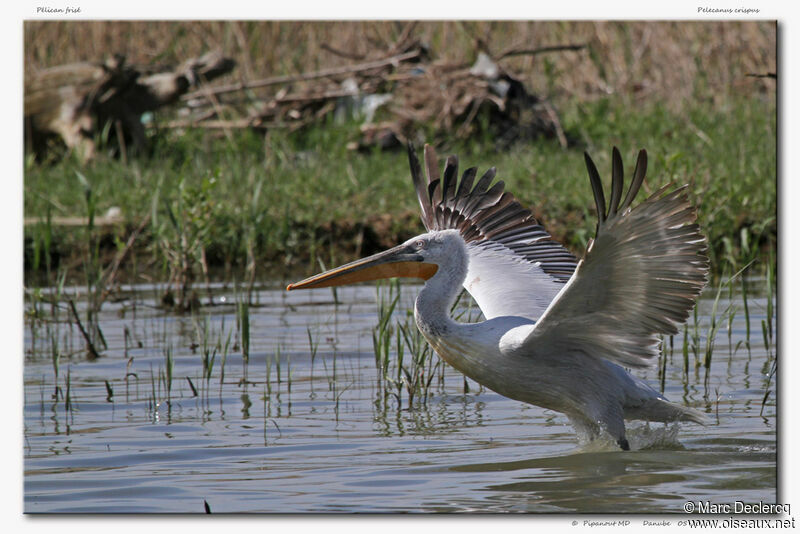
<box><xmin>172</xmin><ymin>35</ymin><xmax>584</xmax><ymax>151</ymax></box>
<box><xmin>496</xmin><ymin>43</ymin><xmax>587</xmax><ymax>60</ymax></box>
<box><xmin>25</xmin><ymin>50</ymin><xmax>235</xmax><ymax>161</ymax></box>
<box><xmin>25</xmin><ymin>27</ymin><xmax>586</xmax><ymax>159</ymax></box>
<box><xmin>181</xmin><ymin>49</ymin><xmax>422</xmax><ymax>102</ymax></box>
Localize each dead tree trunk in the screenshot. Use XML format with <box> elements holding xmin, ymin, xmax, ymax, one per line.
<box><xmin>24</xmin><ymin>51</ymin><xmax>235</xmax><ymax>161</ymax></box>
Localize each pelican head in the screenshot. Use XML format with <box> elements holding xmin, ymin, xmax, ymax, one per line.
<box><xmin>286</xmin><ymin>231</ymin><xmax>472</xmax><ymax>291</ymax></box>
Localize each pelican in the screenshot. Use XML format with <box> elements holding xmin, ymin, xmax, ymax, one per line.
<box><xmin>287</xmin><ymin>144</ymin><xmax>709</xmax><ymax>450</ymax></box>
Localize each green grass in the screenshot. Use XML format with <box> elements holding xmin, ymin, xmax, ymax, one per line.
<box><xmin>24</xmin><ymin>94</ymin><xmax>776</xmax><ymax>289</ymax></box>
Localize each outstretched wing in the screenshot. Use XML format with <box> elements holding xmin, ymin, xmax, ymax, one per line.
<box><xmin>515</xmin><ymin>147</ymin><xmax>709</xmax><ymax>368</ymax></box>
<box><xmin>408</xmin><ymin>144</ymin><xmax>578</xmax><ymax>321</ymax></box>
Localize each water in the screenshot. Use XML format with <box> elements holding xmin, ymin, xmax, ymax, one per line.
<box><xmin>23</xmin><ymin>281</ymin><xmax>776</xmax><ymax>513</ymax></box>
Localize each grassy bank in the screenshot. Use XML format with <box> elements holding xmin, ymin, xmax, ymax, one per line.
<box><xmin>24</xmin><ymin>20</ymin><xmax>776</xmax><ymax>295</ymax></box>
<box><xmin>24</xmin><ymin>93</ymin><xmax>776</xmax><ymax>291</ymax></box>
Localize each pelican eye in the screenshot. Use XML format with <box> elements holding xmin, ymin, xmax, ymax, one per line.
<box><xmin>414</xmin><ymin>240</ymin><xmax>426</xmax><ymax>249</ymax></box>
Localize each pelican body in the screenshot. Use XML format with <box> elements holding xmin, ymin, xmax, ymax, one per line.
<box><xmin>288</xmin><ymin>145</ymin><xmax>709</xmax><ymax>450</ymax></box>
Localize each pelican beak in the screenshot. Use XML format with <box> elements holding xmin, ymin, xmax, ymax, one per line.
<box><xmin>286</xmin><ymin>243</ymin><xmax>438</xmax><ymax>291</ymax></box>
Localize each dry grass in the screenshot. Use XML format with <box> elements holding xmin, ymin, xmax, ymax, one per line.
<box><xmin>24</xmin><ymin>20</ymin><xmax>775</xmax><ymax>109</ymax></box>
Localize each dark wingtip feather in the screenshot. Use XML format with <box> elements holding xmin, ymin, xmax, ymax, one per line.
<box><xmin>427</xmin><ymin>179</ymin><xmax>440</xmax><ymax>206</ymax></box>
<box><xmin>584</xmin><ymin>152</ymin><xmax>607</xmax><ymax>225</ymax></box>
<box><xmin>609</xmin><ymin>147</ymin><xmax>624</xmax><ymax>217</ymax></box>
<box><xmin>442</xmin><ymin>155</ymin><xmax>459</xmax><ymax>206</ymax></box>
<box><xmin>461</xmin><ymin>166</ymin><xmax>497</xmax><ymax>219</ymax></box>
<box><xmin>454</xmin><ymin>167</ymin><xmax>477</xmax><ymax>212</ymax></box>
<box><xmin>621</xmin><ymin>149</ymin><xmax>647</xmax><ymax>211</ymax></box>
<box><xmin>441</xmin><ymin>156</ymin><xmax>460</xmax><ymax>227</ymax></box>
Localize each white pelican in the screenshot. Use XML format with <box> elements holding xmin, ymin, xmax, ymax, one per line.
<box><xmin>288</xmin><ymin>144</ymin><xmax>709</xmax><ymax>450</ymax></box>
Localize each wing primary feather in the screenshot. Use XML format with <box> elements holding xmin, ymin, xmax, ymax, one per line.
<box><xmin>441</xmin><ymin>156</ymin><xmax>459</xmax><ymax>227</ymax></box>
<box><xmin>480</xmin><ymin>203</ymin><xmax>529</xmax><ymax>236</ymax></box>
<box><xmin>609</xmin><ymin>146</ymin><xmax>624</xmax><ymax>217</ymax></box>
<box><xmin>646</xmin><ymin>182</ymin><xmax>676</xmax><ymax>202</ymax></box>
<box><xmin>427</xmin><ymin>179</ymin><xmax>441</xmax><ymax>224</ymax></box>
<box><xmin>471</xmin><ymin>181</ymin><xmax>506</xmax><ymax>213</ymax></box>
<box><xmin>424</xmin><ymin>145</ymin><xmax>443</xmax><ymax>211</ymax></box>
<box><xmin>471</xmin><ymin>193</ymin><xmax>513</xmax><ymax>225</ymax></box>
<box><xmin>454</xmin><ymin>167</ymin><xmax>477</xmax><ymax>212</ymax></box>
<box><xmin>408</xmin><ymin>144</ymin><xmax>434</xmax><ymax>229</ymax></box>
<box><xmin>483</xmin><ymin>215</ymin><xmax>534</xmax><ymax>241</ymax></box>
<box><xmin>584</xmin><ymin>152</ymin><xmax>607</xmax><ymax>225</ymax></box>
<box><xmin>621</xmin><ymin>149</ymin><xmax>647</xmax><ymax>211</ymax></box>
<box><xmin>423</xmin><ymin>144</ymin><xmax>439</xmax><ymax>184</ymax></box>
<box><xmin>442</xmin><ymin>156</ymin><xmax>458</xmax><ymax>205</ymax></box>
<box><xmin>462</xmin><ymin>167</ymin><xmax>497</xmax><ymax>218</ymax></box>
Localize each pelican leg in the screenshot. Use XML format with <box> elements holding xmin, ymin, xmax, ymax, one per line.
<box><xmin>604</xmin><ymin>410</ymin><xmax>631</xmax><ymax>450</ymax></box>
<box><xmin>576</xmin><ymin>403</ymin><xmax>630</xmax><ymax>450</ymax></box>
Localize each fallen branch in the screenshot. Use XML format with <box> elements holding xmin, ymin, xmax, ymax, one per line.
<box><xmin>181</xmin><ymin>49</ymin><xmax>421</xmax><ymax>101</ymax></box>
<box><xmin>159</xmin><ymin>117</ymin><xmax>273</xmax><ymax>129</ymax></box>
<box><xmin>25</xmin><ymin>51</ymin><xmax>235</xmax><ymax>161</ymax></box>
<box><xmin>497</xmin><ymin>43</ymin><xmax>586</xmax><ymax>60</ymax></box>
<box><xmin>320</xmin><ymin>42</ymin><xmax>366</xmax><ymax>61</ymax></box>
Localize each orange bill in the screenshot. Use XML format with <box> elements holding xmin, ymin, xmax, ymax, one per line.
<box><xmin>287</xmin><ymin>243</ymin><xmax>438</xmax><ymax>291</ymax></box>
